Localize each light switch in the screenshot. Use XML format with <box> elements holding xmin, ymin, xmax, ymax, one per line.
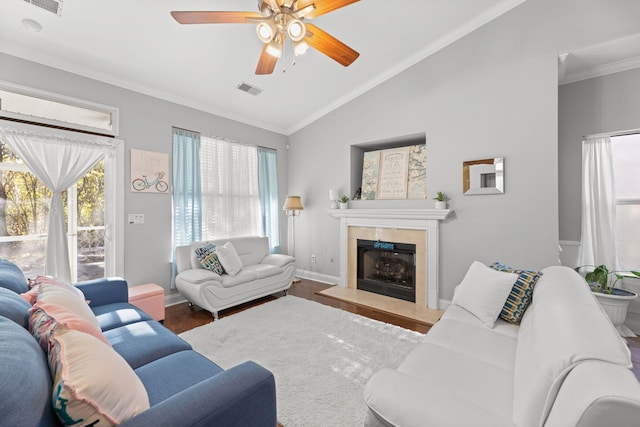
<box><xmin>128</xmin><ymin>214</ymin><xmax>145</xmax><ymax>224</ymax></box>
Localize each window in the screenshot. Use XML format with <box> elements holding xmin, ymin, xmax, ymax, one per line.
<box><xmin>0</xmin><ymin>142</ymin><xmax>106</xmax><ymax>281</ymax></box>
<box><xmin>171</xmin><ymin>128</ymin><xmax>280</xmax><ymax>257</ymax></box>
<box><xmin>0</xmin><ymin>81</ymin><xmax>118</xmax><ymax>136</ymax></box>
<box><xmin>200</xmin><ymin>136</ymin><xmax>261</xmax><ymax>239</ymax></box>
<box><xmin>611</xmin><ymin>133</ymin><xmax>640</xmax><ymax>271</ymax></box>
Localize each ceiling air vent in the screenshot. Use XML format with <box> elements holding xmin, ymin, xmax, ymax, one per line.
<box><xmin>23</xmin><ymin>0</ymin><xmax>63</xmax><ymax>15</ymax></box>
<box><xmin>236</xmin><ymin>82</ymin><xmax>262</xmax><ymax>96</ymax></box>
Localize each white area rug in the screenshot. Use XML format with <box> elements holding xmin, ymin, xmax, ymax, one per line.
<box><xmin>179</xmin><ymin>295</ymin><xmax>424</xmax><ymax>426</ymax></box>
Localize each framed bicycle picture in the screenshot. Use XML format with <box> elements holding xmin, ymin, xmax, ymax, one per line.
<box><xmin>130</xmin><ymin>149</ymin><xmax>169</xmax><ymax>194</ymax></box>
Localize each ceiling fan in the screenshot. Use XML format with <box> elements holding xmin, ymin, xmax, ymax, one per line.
<box><xmin>171</xmin><ymin>0</ymin><xmax>360</xmax><ymax>75</ymax></box>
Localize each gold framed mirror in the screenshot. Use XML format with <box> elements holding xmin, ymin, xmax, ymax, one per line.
<box><xmin>463</xmin><ymin>157</ymin><xmax>504</xmax><ymax>195</ymax></box>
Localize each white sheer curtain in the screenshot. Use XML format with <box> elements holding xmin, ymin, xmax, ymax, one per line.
<box><xmin>200</xmin><ymin>136</ymin><xmax>261</xmax><ymax>239</ymax></box>
<box><xmin>0</xmin><ymin>125</ymin><xmax>114</xmax><ymax>282</ymax></box>
<box><xmin>577</xmin><ymin>136</ymin><xmax>618</xmax><ymax>269</ymax></box>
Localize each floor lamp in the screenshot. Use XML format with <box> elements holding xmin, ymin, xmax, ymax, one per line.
<box><xmin>283</xmin><ymin>195</ymin><xmax>303</xmax><ymax>283</ymax></box>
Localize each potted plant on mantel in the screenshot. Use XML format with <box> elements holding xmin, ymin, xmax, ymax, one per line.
<box><xmin>433</xmin><ymin>191</ymin><xmax>448</xmax><ymax>209</ymax></box>
<box><xmin>338</xmin><ymin>194</ymin><xmax>349</xmax><ymax>209</ymax></box>
<box><xmin>575</xmin><ymin>264</ymin><xmax>640</xmax><ymax>334</ymax></box>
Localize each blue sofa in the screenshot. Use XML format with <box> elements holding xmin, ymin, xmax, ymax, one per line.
<box><xmin>0</xmin><ymin>260</ymin><xmax>277</xmax><ymax>427</ymax></box>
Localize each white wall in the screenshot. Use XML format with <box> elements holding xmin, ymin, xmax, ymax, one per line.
<box><xmin>0</xmin><ymin>53</ymin><xmax>289</xmax><ymax>293</ymax></box>
<box><xmin>287</xmin><ymin>0</ymin><xmax>640</xmax><ymax>301</ymax></box>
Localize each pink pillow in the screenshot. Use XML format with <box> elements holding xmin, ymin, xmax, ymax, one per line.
<box><xmin>22</xmin><ymin>275</ymin><xmax>88</xmax><ymax>305</ymax></box>
<box><xmin>34</xmin><ymin>275</ymin><xmax>86</xmax><ymax>300</ymax></box>
<box><xmin>48</xmin><ymin>329</ymin><xmax>149</xmax><ymax>426</ymax></box>
<box><xmin>20</xmin><ymin>285</ymin><xmax>39</xmax><ymax>304</ymax></box>
<box><xmin>36</xmin><ymin>281</ymin><xmax>100</xmax><ymax>331</ymax></box>
<box><xmin>29</xmin><ymin>301</ymin><xmax>111</xmax><ymax>350</ymax></box>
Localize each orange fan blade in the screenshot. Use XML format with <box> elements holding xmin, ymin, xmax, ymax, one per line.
<box><xmin>171</xmin><ymin>11</ymin><xmax>263</xmax><ymax>24</ymax></box>
<box><xmin>255</xmin><ymin>44</ymin><xmax>279</xmax><ymax>74</ymax></box>
<box><xmin>304</xmin><ymin>23</ymin><xmax>359</xmax><ymax>67</ymax></box>
<box><xmin>296</xmin><ymin>0</ymin><xmax>360</xmax><ymax>19</ymax></box>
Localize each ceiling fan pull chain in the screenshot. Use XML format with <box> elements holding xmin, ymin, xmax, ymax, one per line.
<box><xmin>282</xmin><ymin>42</ymin><xmax>288</xmax><ymax>73</ymax></box>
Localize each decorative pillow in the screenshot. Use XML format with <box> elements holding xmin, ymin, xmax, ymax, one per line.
<box><xmin>20</xmin><ymin>286</ymin><xmax>39</xmax><ymax>305</ymax></box>
<box><xmin>216</xmin><ymin>241</ymin><xmax>244</xmax><ymax>277</ymax></box>
<box><xmin>490</xmin><ymin>262</ymin><xmax>542</xmax><ymax>324</ymax></box>
<box><xmin>29</xmin><ymin>301</ymin><xmax>111</xmax><ymax>351</ymax></box>
<box><xmin>194</xmin><ymin>243</ymin><xmax>225</xmax><ymax>275</ymax></box>
<box><xmin>48</xmin><ymin>329</ymin><xmax>150</xmax><ymax>426</ymax></box>
<box><xmin>451</xmin><ymin>261</ymin><xmax>519</xmax><ymax>328</ymax></box>
<box><xmin>0</xmin><ymin>316</ymin><xmax>56</xmax><ymax>427</ymax></box>
<box><xmin>0</xmin><ymin>287</ymin><xmax>31</xmax><ymax>328</ymax></box>
<box><xmin>34</xmin><ymin>275</ymin><xmax>86</xmax><ymax>301</ymax></box>
<box><xmin>0</xmin><ymin>258</ymin><xmax>29</xmax><ymax>293</ymax></box>
<box><xmin>36</xmin><ymin>281</ymin><xmax>101</xmax><ymax>332</ymax></box>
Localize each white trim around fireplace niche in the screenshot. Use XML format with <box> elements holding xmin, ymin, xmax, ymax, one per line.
<box><xmin>327</xmin><ymin>208</ymin><xmax>452</xmax><ymax>310</ymax></box>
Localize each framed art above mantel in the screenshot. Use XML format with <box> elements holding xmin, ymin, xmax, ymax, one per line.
<box><xmin>360</xmin><ymin>144</ymin><xmax>426</xmax><ymax>200</ymax></box>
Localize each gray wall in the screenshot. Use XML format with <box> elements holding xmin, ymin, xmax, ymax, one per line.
<box><xmin>558</xmin><ymin>63</ymin><xmax>640</xmax><ymax>334</ymax></box>
<box><xmin>288</xmin><ymin>0</ymin><xmax>640</xmax><ymax>302</ymax></box>
<box><xmin>3</xmin><ymin>0</ymin><xmax>640</xmax><ymax>305</ymax></box>
<box><xmin>0</xmin><ymin>52</ymin><xmax>289</xmax><ymax>292</ymax></box>
<box><xmin>559</xmin><ymin>67</ymin><xmax>640</xmax><ymax>243</ymax></box>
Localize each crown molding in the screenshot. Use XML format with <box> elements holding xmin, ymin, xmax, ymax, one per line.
<box><xmin>560</xmin><ymin>55</ymin><xmax>640</xmax><ymax>85</ymax></box>
<box><xmin>0</xmin><ymin>41</ymin><xmax>288</xmax><ymax>135</ymax></box>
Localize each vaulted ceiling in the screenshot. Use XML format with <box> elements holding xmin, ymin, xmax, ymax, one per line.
<box><xmin>1</xmin><ymin>0</ymin><xmax>564</xmax><ymax>135</ymax></box>
<box><xmin>1</xmin><ymin>0</ymin><xmax>532</xmax><ymax>133</ymax></box>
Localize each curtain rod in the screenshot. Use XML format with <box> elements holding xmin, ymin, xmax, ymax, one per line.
<box><xmin>584</xmin><ymin>128</ymin><xmax>640</xmax><ymax>139</ymax></box>
<box><xmin>173</xmin><ymin>127</ymin><xmax>269</xmax><ymax>149</ymax></box>
<box><xmin>172</xmin><ymin>126</ymin><xmax>200</xmax><ymax>135</ymax></box>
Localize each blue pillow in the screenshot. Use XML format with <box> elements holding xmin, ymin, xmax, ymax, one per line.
<box><xmin>0</xmin><ymin>259</ymin><xmax>28</xmax><ymax>294</ymax></box>
<box><xmin>0</xmin><ymin>287</ymin><xmax>31</xmax><ymax>328</ymax></box>
<box><xmin>0</xmin><ymin>316</ymin><xmax>58</xmax><ymax>426</ymax></box>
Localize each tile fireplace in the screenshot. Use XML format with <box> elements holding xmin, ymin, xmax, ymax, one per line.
<box><xmin>328</xmin><ymin>208</ymin><xmax>451</xmax><ymax>309</ymax></box>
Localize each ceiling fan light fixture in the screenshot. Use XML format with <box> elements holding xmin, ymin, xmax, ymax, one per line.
<box><xmin>293</xmin><ymin>40</ymin><xmax>309</xmax><ymax>56</ymax></box>
<box><xmin>256</xmin><ymin>21</ymin><xmax>275</xmax><ymax>43</ymax></box>
<box><xmin>287</xmin><ymin>19</ymin><xmax>306</xmax><ymax>42</ymax></box>
<box><xmin>266</xmin><ymin>40</ymin><xmax>283</xmax><ymax>58</ymax></box>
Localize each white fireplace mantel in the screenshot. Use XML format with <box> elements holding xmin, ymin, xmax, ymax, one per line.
<box><xmin>327</xmin><ymin>208</ymin><xmax>451</xmax><ymax>221</ymax></box>
<box><xmin>328</xmin><ymin>208</ymin><xmax>452</xmax><ymax>309</ymax></box>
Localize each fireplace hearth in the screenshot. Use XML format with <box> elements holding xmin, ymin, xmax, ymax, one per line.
<box><xmin>357</xmin><ymin>239</ymin><xmax>416</xmax><ymax>302</ymax></box>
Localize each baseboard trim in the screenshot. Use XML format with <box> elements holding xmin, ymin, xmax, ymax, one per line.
<box><xmin>296</xmin><ymin>269</ymin><xmax>339</xmax><ymax>285</ymax></box>
<box><xmin>164</xmin><ymin>292</ymin><xmax>187</xmax><ymax>307</ymax></box>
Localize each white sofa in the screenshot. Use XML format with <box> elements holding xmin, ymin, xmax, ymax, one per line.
<box><xmin>175</xmin><ymin>236</ymin><xmax>295</xmax><ymax>319</ymax></box>
<box><xmin>363</xmin><ymin>265</ymin><xmax>640</xmax><ymax>427</ymax></box>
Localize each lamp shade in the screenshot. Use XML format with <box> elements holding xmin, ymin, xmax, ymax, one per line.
<box><xmin>329</xmin><ymin>189</ymin><xmax>339</xmax><ymax>201</ymax></box>
<box><xmin>256</xmin><ymin>21</ymin><xmax>275</xmax><ymax>43</ymax></box>
<box><xmin>283</xmin><ymin>195</ymin><xmax>303</xmax><ymax>211</ymax></box>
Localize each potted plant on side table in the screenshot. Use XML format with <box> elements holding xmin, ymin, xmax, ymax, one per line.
<box><xmin>575</xmin><ymin>264</ymin><xmax>640</xmax><ymax>336</ymax></box>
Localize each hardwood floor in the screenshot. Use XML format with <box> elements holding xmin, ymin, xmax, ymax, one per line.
<box><xmin>164</xmin><ymin>278</ymin><xmax>432</xmax><ymax>335</ymax></box>
<box><xmin>164</xmin><ymin>278</ymin><xmax>640</xmax><ymax>381</ymax></box>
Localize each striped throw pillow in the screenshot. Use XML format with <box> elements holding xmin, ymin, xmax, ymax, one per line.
<box><xmin>194</xmin><ymin>243</ymin><xmax>225</xmax><ymax>275</ymax></box>
<box><xmin>490</xmin><ymin>262</ymin><xmax>542</xmax><ymax>324</ymax></box>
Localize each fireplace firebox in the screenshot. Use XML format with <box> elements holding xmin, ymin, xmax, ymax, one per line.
<box><xmin>356</xmin><ymin>239</ymin><xmax>416</xmax><ymax>302</ymax></box>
